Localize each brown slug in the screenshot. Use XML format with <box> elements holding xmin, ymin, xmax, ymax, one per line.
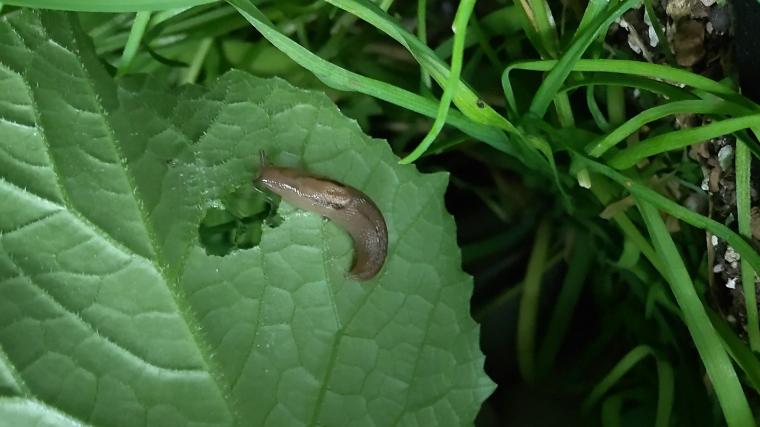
<box><xmin>254</xmin><ymin>152</ymin><xmax>388</xmax><ymax>281</ymax></box>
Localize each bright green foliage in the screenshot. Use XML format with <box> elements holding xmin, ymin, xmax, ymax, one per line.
<box><xmin>0</xmin><ymin>10</ymin><xmax>493</xmax><ymax>426</ymax></box>
<box><xmin>1</xmin><ymin>0</ymin><xmax>217</xmax><ymax>12</ymax></box>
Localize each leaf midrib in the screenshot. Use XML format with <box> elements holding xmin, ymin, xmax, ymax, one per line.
<box><xmin>8</xmin><ymin>14</ymin><xmax>242</xmax><ymax>425</ymax></box>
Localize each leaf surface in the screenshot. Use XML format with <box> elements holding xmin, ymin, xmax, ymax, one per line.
<box><xmin>0</xmin><ymin>10</ymin><xmax>494</xmax><ymax>427</ymax></box>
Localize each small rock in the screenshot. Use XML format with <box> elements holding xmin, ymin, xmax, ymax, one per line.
<box><xmin>709</xmin><ymin>6</ymin><xmax>731</xmax><ymax>34</ymax></box>
<box><xmin>724</xmin><ymin>246</ymin><xmax>741</xmax><ymax>263</ymax></box>
<box><xmin>643</xmin><ymin>10</ymin><xmax>660</xmax><ymax>47</ymax></box>
<box><xmin>718</xmin><ymin>145</ymin><xmax>734</xmax><ymax>170</ymax></box>
<box><xmin>701</xmin><ymin>175</ymin><xmax>710</xmax><ymax>191</ymax></box>
<box><xmin>673</xmin><ymin>20</ymin><xmax>705</xmax><ymax>67</ymax></box>
<box><xmin>666</xmin><ymin>0</ymin><xmax>709</xmax><ymax>19</ymax></box>
<box><xmin>667</xmin><ymin>0</ymin><xmax>694</xmax><ymax>19</ymax></box>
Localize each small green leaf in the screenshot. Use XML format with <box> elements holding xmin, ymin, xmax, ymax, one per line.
<box><xmin>0</xmin><ymin>9</ymin><xmax>494</xmax><ymax>426</ymax></box>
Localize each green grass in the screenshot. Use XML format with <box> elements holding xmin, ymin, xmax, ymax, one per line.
<box><xmin>3</xmin><ymin>0</ymin><xmax>760</xmax><ymax>425</ymax></box>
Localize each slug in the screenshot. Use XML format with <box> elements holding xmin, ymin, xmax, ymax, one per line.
<box><xmin>254</xmin><ymin>152</ymin><xmax>388</xmax><ymax>281</ymax></box>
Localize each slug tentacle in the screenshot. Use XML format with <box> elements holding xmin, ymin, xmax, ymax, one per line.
<box><xmin>254</xmin><ymin>155</ymin><xmax>388</xmax><ymax>281</ymax></box>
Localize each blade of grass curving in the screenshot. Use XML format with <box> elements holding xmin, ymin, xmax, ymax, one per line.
<box><xmin>225</xmin><ymin>0</ymin><xmax>522</xmax><ymax>160</ymax></box>
<box><xmin>150</xmin><ymin>5</ymin><xmax>194</xmax><ymax>25</ymax></box>
<box><xmin>584</xmin><ymin>345</ymin><xmax>673</xmax><ymax>427</ymax></box>
<box><xmin>576</xmin><ymin>0</ymin><xmax>609</xmax><ymax>35</ymax></box>
<box><xmin>514</xmin><ymin>0</ymin><xmax>560</xmax><ymax>58</ymax></box>
<box><xmin>538</xmin><ymin>0</ymin><xmax>605</xmax><ymax>127</ymax></box>
<box><xmin>400</xmin><ymin>0</ymin><xmax>475</xmax><ymax>164</ymax></box>
<box><xmin>528</xmin><ymin>61</ymin><xmax>760</xmax><ymax>162</ymax></box>
<box><xmin>182</xmin><ymin>37</ymin><xmax>213</xmax><ymax>83</ymax></box>
<box><xmin>505</xmin><ymin>71</ymin><xmax>696</xmax><ymax>118</ymax></box>
<box><xmin>322</xmin><ymin>0</ymin><xmax>522</xmax><ymax>135</ymax></box>
<box><xmin>587</xmin><ymin>173</ymin><xmax>666</xmax><ymax>276</ymax></box>
<box><xmin>653</xmin><ymin>357</ymin><xmax>674</xmax><ymax>427</ymax></box>
<box><xmin>608</xmin><ymin>114</ymin><xmax>760</xmax><ymax>169</ymax></box>
<box><xmin>606</xmin><ymin>86</ymin><xmax>625</xmax><ymax>126</ymax></box>
<box><xmin>1</xmin><ymin>0</ymin><xmax>216</xmax><ymax>11</ymax></box>
<box><xmin>512</xmin><ymin>0</ymin><xmax>554</xmax><ymax>58</ymax></box>
<box><xmin>85</xmin><ymin>13</ymin><xmax>132</xmax><ymax>39</ymax></box>
<box><xmin>90</xmin><ymin>21</ymin><xmax>129</xmax><ymax>53</ymax></box>
<box><xmin>637</xmin><ymin>201</ymin><xmax>754</xmax><ymax>427</ymax></box>
<box><xmin>511</xmin><ymin>0</ymin><xmax>575</xmax><ymax>127</ymax></box>
<box><xmin>149</xmin><ymin>4</ymin><xmax>238</xmax><ymax>38</ymax></box>
<box><xmin>528</xmin><ymin>135</ymin><xmax>571</xmax><ymax>209</ymax></box>
<box><xmin>561</xmin><ymin>74</ymin><xmax>697</xmax><ymax>101</ymax></box>
<box><xmin>587</xmin><ymin>85</ymin><xmax>611</xmax><ymax>131</ymax></box>
<box><xmin>320</xmin><ymin>0</ymin><xmax>560</xmax><ymax>173</ymax></box>
<box><xmin>230</xmin><ymin>0</ymin><xmax>550</xmax><ymax>171</ymax></box>
<box><xmin>736</xmin><ymin>136</ymin><xmax>760</xmax><ymax>352</ymax></box>
<box><xmin>616</xmin><ymin>238</ymin><xmax>641</xmax><ymax>269</ymax></box>
<box><xmin>587</xmin><ymin>100</ymin><xmax>746</xmax><ymax>157</ymax></box>
<box><xmin>516</xmin><ymin>62</ymin><xmax>760</xmax><ymax>155</ymax></box>
<box><xmin>506</xmin><ymin>59</ymin><xmax>749</xmax><ymax>104</ymax></box>
<box><xmin>600</xmin><ymin>394</ymin><xmax>625</xmax><ymax>427</ymax></box>
<box><xmin>117</xmin><ymin>11</ymin><xmax>151</xmax><ymax>75</ymax></box>
<box><xmin>517</xmin><ymin>219</ymin><xmax>551</xmax><ymax>383</ymax></box>
<box><xmin>527</xmin><ymin>0</ymin><xmax>640</xmax><ymax>118</ymax></box>
<box><xmin>95</xmin><ymin>6</ymin><xmax>243</xmax><ymax>55</ymax></box>
<box><xmin>554</xmin><ymin>93</ymin><xmax>576</xmax><ymax>127</ymax></box>
<box><xmin>574</xmin><ymin>154</ymin><xmax>760</xmax><ymax>276</ymax></box>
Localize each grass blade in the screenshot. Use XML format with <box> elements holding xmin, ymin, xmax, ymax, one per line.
<box><xmin>575</xmin><ymin>154</ymin><xmax>760</xmax><ymax>276</ymax></box>
<box><xmin>708</xmin><ymin>308</ymin><xmax>760</xmax><ymax>393</ymax></box>
<box><xmin>736</xmin><ymin>136</ymin><xmax>760</xmax><ymax>352</ymax></box>
<box><xmin>587</xmin><ymin>99</ymin><xmax>745</xmax><ymax>157</ymax></box>
<box><xmin>637</xmin><ymin>201</ymin><xmax>754</xmax><ymax>427</ymax></box>
<box><xmin>584</xmin><ymin>345</ymin><xmax>673</xmax><ymax>427</ymax></box>
<box><xmin>117</xmin><ymin>11</ymin><xmax>151</xmax><ymax>75</ymax></box>
<box><xmin>226</xmin><ymin>0</ymin><xmax>521</xmax><ymax>160</ymax></box>
<box><xmin>400</xmin><ymin>0</ymin><xmax>475</xmax><ymax>164</ymax></box>
<box><xmin>608</xmin><ymin>114</ymin><xmax>760</xmax><ymax>169</ymax></box>
<box><xmin>517</xmin><ymin>219</ymin><xmax>551</xmax><ymax>383</ymax></box>
<box><xmin>510</xmin><ymin>59</ymin><xmax>744</xmax><ymax>99</ymax></box>
<box><xmin>323</xmin><ymin>0</ymin><xmax>521</xmax><ymax>135</ymax></box>
<box><xmin>537</xmin><ymin>235</ymin><xmax>593</xmax><ymax>373</ymax></box>
<box><xmin>527</xmin><ymin>0</ymin><xmax>639</xmax><ymax>118</ymax></box>
<box><xmin>2</xmin><ymin>0</ymin><xmax>215</xmax><ymax>11</ymax></box>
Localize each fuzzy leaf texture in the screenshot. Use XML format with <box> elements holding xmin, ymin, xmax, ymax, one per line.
<box><xmin>0</xmin><ymin>9</ymin><xmax>494</xmax><ymax>427</ymax></box>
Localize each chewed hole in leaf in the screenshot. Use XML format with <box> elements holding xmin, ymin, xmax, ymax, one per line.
<box><xmin>198</xmin><ymin>185</ymin><xmax>281</xmax><ymax>256</ymax></box>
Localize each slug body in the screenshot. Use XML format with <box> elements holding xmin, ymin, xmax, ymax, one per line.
<box><xmin>255</xmin><ymin>158</ymin><xmax>388</xmax><ymax>281</ymax></box>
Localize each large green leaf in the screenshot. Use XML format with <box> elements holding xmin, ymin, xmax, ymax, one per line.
<box><xmin>0</xmin><ymin>9</ymin><xmax>493</xmax><ymax>427</ymax></box>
